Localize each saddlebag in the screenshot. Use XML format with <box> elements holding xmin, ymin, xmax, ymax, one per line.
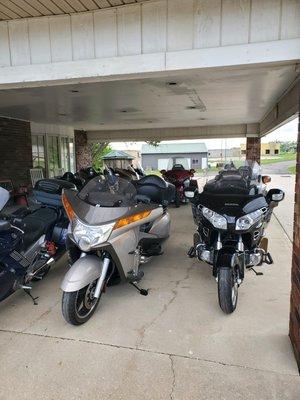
<box><xmin>34</xmin><ymin>179</ymin><xmax>76</xmax><ymax>207</ymax></box>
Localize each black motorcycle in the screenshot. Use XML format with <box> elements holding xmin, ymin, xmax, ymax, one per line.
<box><xmin>185</xmin><ymin>162</ymin><xmax>284</xmax><ymax>314</ymax></box>
<box><xmin>0</xmin><ymin>178</ymin><xmax>74</xmax><ymax>304</ymax></box>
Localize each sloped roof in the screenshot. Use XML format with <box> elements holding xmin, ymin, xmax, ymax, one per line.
<box><xmin>141</xmin><ymin>143</ymin><xmax>207</xmax><ymax>155</ymax></box>
<box><xmin>102</xmin><ymin>150</ymin><xmax>134</xmax><ymax>160</ymax></box>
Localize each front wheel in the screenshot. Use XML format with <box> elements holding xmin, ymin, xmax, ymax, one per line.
<box><xmin>62</xmin><ymin>279</ymin><xmax>100</xmax><ymax>325</ymax></box>
<box><xmin>217</xmin><ymin>268</ymin><xmax>238</xmax><ymax>314</ymax></box>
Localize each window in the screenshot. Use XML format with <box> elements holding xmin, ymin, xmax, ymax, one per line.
<box><xmin>241</xmin><ymin>150</ymin><xmax>246</xmax><ymax>155</ymax></box>
<box><xmin>265</xmin><ymin>149</ymin><xmax>270</xmax><ymax>155</ymax></box>
<box><xmin>192</xmin><ymin>159</ymin><xmax>199</xmax><ymax>164</ymax></box>
<box><xmin>69</xmin><ymin>138</ymin><xmax>75</xmax><ymax>173</ymax></box>
<box><xmin>32</xmin><ymin>135</ymin><xmax>46</xmax><ymax>171</ymax></box>
<box><xmin>274</xmin><ymin>149</ymin><xmax>279</xmax><ymax>155</ymax></box>
<box><xmin>61</xmin><ymin>137</ymin><xmax>70</xmax><ymax>173</ymax></box>
<box><xmin>48</xmin><ymin>136</ymin><xmax>60</xmax><ymax>177</ymax></box>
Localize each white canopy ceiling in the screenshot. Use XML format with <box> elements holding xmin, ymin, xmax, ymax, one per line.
<box><xmin>0</xmin><ymin>0</ymin><xmax>148</xmax><ymax>21</ymax></box>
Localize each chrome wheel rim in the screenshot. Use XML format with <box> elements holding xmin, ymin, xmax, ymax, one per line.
<box><xmin>231</xmin><ymin>271</ymin><xmax>238</xmax><ymax>306</ymax></box>
<box><xmin>75</xmin><ymin>280</ymin><xmax>98</xmax><ymax>319</ymax></box>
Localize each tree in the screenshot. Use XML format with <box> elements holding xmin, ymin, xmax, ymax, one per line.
<box><xmin>146</xmin><ymin>140</ymin><xmax>160</xmax><ymax>147</ymax></box>
<box><xmin>91</xmin><ymin>142</ymin><xmax>112</xmax><ymax>171</ymax></box>
<box><xmin>280</xmin><ymin>141</ymin><xmax>297</xmax><ymax>153</ymax></box>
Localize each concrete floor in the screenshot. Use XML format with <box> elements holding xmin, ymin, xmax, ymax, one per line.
<box><xmin>0</xmin><ymin>189</ymin><xmax>299</xmax><ymax>399</ymax></box>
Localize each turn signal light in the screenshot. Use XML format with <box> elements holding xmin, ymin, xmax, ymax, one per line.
<box><xmin>262</xmin><ymin>175</ymin><xmax>271</xmax><ymax>184</ymax></box>
<box><xmin>114</xmin><ymin>210</ymin><xmax>151</xmax><ymax>229</ymax></box>
<box><xmin>62</xmin><ymin>192</ymin><xmax>75</xmax><ymax>221</ymax></box>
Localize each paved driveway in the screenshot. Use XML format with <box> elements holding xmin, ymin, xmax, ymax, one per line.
<box><xmin>262</xmin><ymin>160</ymin><xmax>296</xmax><ymax>175</ymax></box>
<box><xmin>0</xmin><ymin>192</ymin><xmax>299</xmax><ymax>399</ymax></box>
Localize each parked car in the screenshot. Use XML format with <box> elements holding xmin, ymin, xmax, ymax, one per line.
<box><xmin>161</xmin><ymin>164</ymin><xmax>195</xmax><ymax>207</ymax></box>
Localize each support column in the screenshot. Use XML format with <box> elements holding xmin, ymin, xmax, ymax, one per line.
<box><xmin>74</xmin><ymin>130</ymin><xmax>92</xmax><ymax>171</ymax></box>
<box><xmin>0</xmin><ymin>117</ymin><xmax>32</xmax><ymax>187</ymax></box>
<box><xmin>289</xmin><ymin>112</ymin><xmax>300</xmax><ymax>371</ymax></box>
<box><xmin>246</xmin><ymin>136</ymin><xmax>261</xmax><ymax>163</ymax></box>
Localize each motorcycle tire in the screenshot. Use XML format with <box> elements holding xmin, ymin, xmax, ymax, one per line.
<box><xmin>62</xmin><ymin>279</ymin><xmax>101</xmax><ymax>325</ymax></box>
<box><xmin>217</xmin><ymin>268</ymin><xmax>238</xmax><ymax>314</ymax></box>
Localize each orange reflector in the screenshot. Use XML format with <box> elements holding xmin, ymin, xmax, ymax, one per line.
<box><xmin>62</xmin><ymin>192</ymin><xmax>75</xmax><ymax>221</ymax></box>
<box><xmin>262</xmin><ymin>175</ymin><xmax>272</xmax><ymax>184</ymax></box>
<box><xmin>114</xmin><ymin>210</ymin><xmax>151</xmax><ymax>229</ymax></box>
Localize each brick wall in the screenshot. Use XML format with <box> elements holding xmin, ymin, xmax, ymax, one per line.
<box><xmin>246</xmin><ymin>137</ymin><xmax>261</xmax><ymax>163</ymax></box>
<box><xmin>0</xmin><ymin>117</ymin><xmax>32</xmax><ymax>188</ymax></box>
<box><xmin>74</xmin><ymin>130</ymin><xmax>92</xmax><ymax>171</ymax></box>
<box><xmin>289</xmin><ymin>113</ymin><xmax>300</xmax><ymax>371</ymax></box>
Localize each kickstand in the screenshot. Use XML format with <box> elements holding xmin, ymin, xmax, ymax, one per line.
<box><xmin>24</xmin><ymin>289</ymin><xmax>39</xmax><ymax>305</ymax></box>
<box><xmin>130</xmin><ymin>282</ymin><xmax>149</xmax><ymax>296</ymax></box>
<box><xmin>250</xmin><ymin>267</ymin><xmax>263</xmax><ymax>276</ymax></box>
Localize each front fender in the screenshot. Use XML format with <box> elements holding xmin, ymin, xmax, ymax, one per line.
<box><xmin>213</xmin><ymin>247</ymin><xmax>245</xmax><ymax>278</ymax></box>
<box><xmin>61</xmin><ymin>255</ymin><xmax>103</xmax><ymax>292</ymax></box>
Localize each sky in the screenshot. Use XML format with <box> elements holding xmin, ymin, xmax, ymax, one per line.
<box><xmin>111</xmin><ymin>117</ymin><xmax>298</xmax><ymax>151</ymax></box>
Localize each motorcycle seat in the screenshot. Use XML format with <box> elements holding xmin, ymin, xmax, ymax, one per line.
<box><xmin>134</xmin><ymin>175</ymin><xmax>175</xmax><ymax>205</ymax></box>
<box><xmin>22</xmin><ymin>208</ymin><xmax>58</xmax><ymax>247</ymax></box>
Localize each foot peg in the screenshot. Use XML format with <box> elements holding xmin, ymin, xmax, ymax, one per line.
<box><xmin>128</xmin><ymin>270</ymin><xmax>144</xmax><ymax>283</ymax></box>
<box><xmin>187</xmin><ymin>246</ymin><xmax>196</xmax><ymax>258</ymax></box>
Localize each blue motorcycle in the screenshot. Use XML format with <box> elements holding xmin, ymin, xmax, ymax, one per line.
<box><xmin>0</xmin><ymin>179</ymin><xmax>74</xmax><ymax>304</ymax></box>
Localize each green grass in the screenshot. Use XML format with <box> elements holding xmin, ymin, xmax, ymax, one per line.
<box><xmin>288</xmin><ymin>165</ymin><xmax>296</xmax><ymax>174</ymax></box>
<box><xmin>260</xmin><ymin>152</ymin><xmax>296</xmax><ymax>165</ymax></box>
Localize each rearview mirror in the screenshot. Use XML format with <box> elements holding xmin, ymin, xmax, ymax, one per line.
<box><xmin>185</xmin><ymin>191</ymin><xmax>195</xmax><ymax>199</ymax></box>
<box><xmin>184</xmin><ymin>187</ymin><xmax>196</xmax><ymax>199</ymax></box>
<box><xmin>267</xmin><ymin>188</ymin><xmax>285</xmax><ymax>203</ymax></box>
<box><xmin>190</xmin><ymin>169</ymin><xmax>195</xmax><ymax>174</ymax></box>
<box><xmin>160</xmin><ymin>170</ymin><xmax>166</xmax><ymax>175</ymax></box>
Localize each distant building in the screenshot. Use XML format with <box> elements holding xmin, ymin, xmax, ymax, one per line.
<box><xmin>141</xmin><ymin>143</ymin><xmax>208</xmax><ymax>170</ymax></box>
<box><xmin>208</xmin><ymin>147</ymin><xmax>240</xmax><ymax>159</ymax></box>
<box><xmin>102</xmin><ymin>150</ymin><xmax>134</xmax><ymax>169</ymax></box>
<box><xmin>123</xmin><ymin>150</ymin><xmax>141</xmax><ymax>168</ymax></box>
<box><xmin>240</xmin><ymin>142</ymin><xmax>280</xmax><ymax>157</ymax></box>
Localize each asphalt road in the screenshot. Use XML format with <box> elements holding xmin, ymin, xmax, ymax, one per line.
<box><xmin>260</xmin><ymin>160</ymin><xmax>295</xmax><ymax>175</ymax></box>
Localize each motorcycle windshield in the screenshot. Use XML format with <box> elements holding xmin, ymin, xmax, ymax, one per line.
<box><xmin>65</xmin><ymin>175</ymin><xmax>140</xmax><ymax>226</ymax></box>
<box><xmin>200</xmin><ymin>160</ymin><xmax>267</xmax><ymax>216</ymax></box>
<box><xmin>78</xmin><ymin>175</ymin><xmax>137</xmax><ymax>207</ymax></box>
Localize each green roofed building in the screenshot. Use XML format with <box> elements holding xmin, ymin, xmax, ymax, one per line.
<box><xmin>141</xmin><ymin>143</ymin><xmax>208</xmax><ymax>171</ymax></box>
<box><xmin>102</xmin><ymin>150</ymin><xmax>134</xmax><ymax>169</ymax></box>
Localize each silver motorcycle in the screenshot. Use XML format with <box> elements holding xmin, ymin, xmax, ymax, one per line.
<box><xmin>61</xmin><ymin>172</ymin><xmax>174</xmax><ymax>325</ymax></box>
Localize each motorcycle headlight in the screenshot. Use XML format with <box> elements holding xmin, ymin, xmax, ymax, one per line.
<box><xmin>72</xmin><ymin>219</ymin><xmax>114</xmax><ymax>252</ymax></box>
<box><xmin>236</xmin><ymin>209</ymin><xmax>264</xmax><ymax>231</ymax></box>
<box><xmin>202</xmin><ymin>207</ymin><xmax>227</xmax><ymax>230</ymax></box>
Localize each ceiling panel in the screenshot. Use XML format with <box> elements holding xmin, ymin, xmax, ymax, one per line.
<box><xmin>0</xmin><ymin>0</ymin><xmax>149</xmax><ymax>20</ymax></box>
<box><xmin>0</xmin><ymin>64</ymin><xmax>297</xmax><ymax>132</ymax></box>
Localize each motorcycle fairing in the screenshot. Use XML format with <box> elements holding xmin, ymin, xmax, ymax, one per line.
<box><xmin>195</xmin><ymin>192</ymin><xmax>268</xmax><ymax>218</ymax></box>
<box><xmin>64</xmin><ymin>188</ymin><xmax>158</xmax><ymax>226</ymax></box>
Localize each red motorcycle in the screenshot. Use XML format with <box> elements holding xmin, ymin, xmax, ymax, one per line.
<box><xmin>161</xmin><ymin>164</ymin><xmax>195</xmax><ymax>207</ymax></box>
